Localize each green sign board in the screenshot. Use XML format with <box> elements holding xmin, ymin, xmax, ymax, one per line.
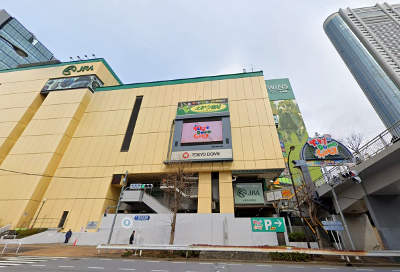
<box><xmin>251</xmin><ymin>217</ymin><xmax>286</xmax><ymax>232</ymax></box>
<box><xmin>176</xmin><ymin>98</ymin><xmax>229</xmax><ymax>116</ymax></box>
<box><xmin>234</xmin><ymin>183</ymin><xmax>264</xmax><ymax>205</ymax></box>
<box><xmin>265</xmin><ymin>78</ymin><xmax>295</xmax><ymax>101</ymax></box>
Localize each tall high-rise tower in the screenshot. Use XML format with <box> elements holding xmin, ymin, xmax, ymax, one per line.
<box><xmin>0</xmin><ymin>9</ymin><xmax>56</xmax><ymax>70</ymax></box>
<box><xmin>324</xmin><ymin>3</ymin><xmax>400</xmax><ymax>129</ymax></box>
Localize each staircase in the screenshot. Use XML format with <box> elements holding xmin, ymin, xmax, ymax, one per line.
<box><xmin>121</xmin><ymin>190</ymin><xmax>171</xmax><ymax>214</ymax></box>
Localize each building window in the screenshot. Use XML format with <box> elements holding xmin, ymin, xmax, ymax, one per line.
<box><xmin>121</xmin><ymin>96</ymin><xmax>143</xmax><ymax>152</ymax></box>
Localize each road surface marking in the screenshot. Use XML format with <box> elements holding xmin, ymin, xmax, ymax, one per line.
<box><xmin>200</xmin><ymin>263</ymin><xmax>213</xmax><ymax>264</ymax></box>
<box><xmin>320</xmin><ymin>268</ymin><xmax>337</xmax><ymax>270</ymax></box>
<box><xmin>32</xmin><ymin>264</ymin><xmax>47</xmax><ymax>267</ymax></box>
<box><xmin>151</xmin><ymin>270</ymin><xmax>168</xmax><ymax>272</ymax></box>
<box><xmin>355</xmin><ymin>269</ymin><xmax>374</xmax><ymax>271</ymax></box>
<box><xmin>119</xmin><ymin>269</ymin><xmax>136</xmax><ymax>271</ymax></box>
<box><xmin>172</xmin><ymin>261</ymin><xmax>185</xmax><ymax>264</ymax></box>
<box><xmin>147</xmin><ymin>261</ymin><xmax>160</xmax><ymax>263</ymax></box>
<box><xmin>392</xmin><ymin>270</ymin><xmax>400</xmax><ymax>272</ymax></box>
<box><xmin>256</xmin><ymin>264</ymin><xmax>272</xmax><ymax>267</ymax></box>
<box><xmin>291</xmin><ymin>266</ymin><xmax>305</xmax><ymax>268</ymax></box>
<box><xmin>0</xmin><ymin>261</ymin><xmax>34</xmax><ymax>264</ymax></box>
<box><xmin>0</xmin><ymin>263</ymin><xmax>21</xmax><ymax>266</ymax></box>
<box><xmin>59</xmin><ymin>266</ymin><xmax>75</xmax><ymax>268</ymax></box>
<box><xmin>100</xmin><ymin>258</ymin><xmax>112</xmax><ymax>260</ymax></box>
<box><xmin>227</xmin><ymin>263</ymin><xmax>242</xmax><ymax>265</ymax></box>
<box><xmin>88</xmin><ymin>267</ymin><xmax>105</xmax><ymax>269</ymax></box>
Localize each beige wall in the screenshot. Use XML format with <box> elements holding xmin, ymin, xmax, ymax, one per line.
<box><xmin>0</xmin><ymin>62</ymin><xmax>284</xmax><ymax>231</ymax></box>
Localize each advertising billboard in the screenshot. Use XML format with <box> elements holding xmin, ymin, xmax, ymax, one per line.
<box><xmin>170</xmin><ymin>98</ymin><xmax>232</xmax><ymax>163</ymax></box>
<box><xmin>266</xmin><ymin>78</ymin><xmax>322</xmax><ymax>185</ymax></box>
<box><xmin>181</xmin><ymin>121</ymin><xmax>223</xmax><ymax>144</ymax></box>
<box><xmin>41</xmin><ymin>75</ymin><xmax>103</xmax><ymax>94</ymax></box>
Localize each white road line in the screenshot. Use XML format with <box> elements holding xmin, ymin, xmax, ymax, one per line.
<box><xmin>119</xmin><ymin>269</ymin><xmax>136</xmax><ymax>271</ymax></box>
<box><xmin>0</xmin><ymin>261</ymin><xmax>35</xmax><ymax>264</ymax></box>
<box><xmin>256</xmin><ymin>264</ymin><xmax>272</xmax><ymax>267</ymax></box>
<box><xmin>172</xmin><ymin>261</ymin><xmax>185</xmax><ymax>264</ymax></box>
<box><xmin>100</xmin><ymin>258</ymin><xmax>112</xmax><ymax>261</ymax></box>
<box><xmin>355</xmin><ymin>269</ymin><xmax>374</xmax><ymax>271</ymax></box>
<box><xmin>147</xmin><ymin>261</ymin><xmax>160</xmax><ymax>263</ymax></box>
<box><xmin>88</xmin><ymin>267</ymin><xmax>105</xmax><ymax>269</ymax></box>
<box><xmin>151</xmin><ymin>270</ymin><xmax>168</xmax><ymax>272</ymax></box>
<box><xmin>32</xmin><ymin>264</ymin><xmax>47</xmax><ymax>267</ymax></box>
<box><xmin>320</xmin><ymin>268</ymin><xmax>337</xmax><ymax>270</ymax></box>
<box><xmin>290</xmin><ymin>266</ymin><xmax>305</xmax><ymax>269</ymax></box>
<box><xmin>199</xmin><ymin>262</ymin><xmax>213</xmax><ymax>264</ymax></box>
<box><xmin>0</xmin><ymin>263</ymin><xmax>21</xmax><ymax>266</ymax></box>
<box><xmin>59</xmin><ymin>266</ymin><xmax>75</xmax><ymax>268</ymax></box>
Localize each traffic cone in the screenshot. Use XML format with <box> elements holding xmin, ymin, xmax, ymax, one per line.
<box><xmin>73</xmin><ymin>239</ymin><xmax>78</xmax><ymax>246</ymax></box>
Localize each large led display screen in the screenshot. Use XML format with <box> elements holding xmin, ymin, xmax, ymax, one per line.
<box><xmin>181</xmin><ymin>121</ymin><xmax>223</xmax><ymax>144</ymax></box>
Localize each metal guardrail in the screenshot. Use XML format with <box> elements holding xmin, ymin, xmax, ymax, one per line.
<box><xmin>1</xmin><ymin>240</ymin><xmax>22</xmax><ymax>255</ymax></box>
<box><xmin>96</xmin><ymin>244</ymin><xmax>400</xmax><ymax>257</ymax></box>
<box><xmin>315</xmin><ymin>120</ymin><xmax>400</xmax><ymax>188</ymax></box>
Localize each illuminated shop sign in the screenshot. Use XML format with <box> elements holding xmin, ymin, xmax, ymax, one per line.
<box><xmin>62</xmin><ymin>65</ymin><xmax>94</xmax><ymax>76</ymax></box>
<box><xmin>181</xmin><ymin>121</ymin><xmax>223</xmax><ymax>144</ymax></box>
<box><xmin>177</xmin><ymin>99</ymin><xmax>229</xmax><ymax>116</ymax></box>
<box><xmin>41</xmin><ymin>75</ymin><xmax>103</xmax><ymax>94</ymax></box>
<box><xmin>171</xmin><ymin>149</ymin><xmax>232</xmax><ymax>161</ymax></box>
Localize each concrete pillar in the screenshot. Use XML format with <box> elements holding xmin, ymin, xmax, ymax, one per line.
<box><xmin>219</xmin><ymin>171</ymin><xmax>234</xmax><ymax>214</ymax></box>
<box><xmin>197</xmin><ymin>172</ymin><xmax>212</xmax><ymax>213</ymax></box>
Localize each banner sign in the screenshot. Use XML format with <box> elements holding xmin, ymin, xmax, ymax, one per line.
<box><xmin>251</xmin><ymin>217</ymin><xmax>286</xmax><ymax>232</ymax></box>
<box><xmin>177</xmin><ymin>99</ymin><xmax>229</xmax><ymax>116</ymax></box>
<box><xmin>301</xmin><ymin>134</ymin><xmax>354</xmax><ymax>163</ymax></box>
<box><xmin>170</xmin><ymin>149</ymin><xmax>232</xmax><ymax>162</ymax></box>
<box><xmin>234</xmin><ymin>183</ymin><xmax>264</xmax><ymax>205</ymax></box>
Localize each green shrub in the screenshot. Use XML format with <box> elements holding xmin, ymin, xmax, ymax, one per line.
<box><xmin>288</xmin><ymin>232</ymin><xmax>306</xmax><ymax>242</ymax></box>
<box><xmin>270</xmin><ymin>252</ymin><xmax>311</xmax><ymax>262</ymax></box>
<box><xmin>121</xmin><ymin>250</ymin><xmax>133</xmax><ymax>257</ymax></box>
<box><xmin>16</xmin><ymin>228</ymin><xmax>47</xmax><ymax>239</ymax></box>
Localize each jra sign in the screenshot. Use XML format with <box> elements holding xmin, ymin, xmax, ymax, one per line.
<box><xmin>234</xmin><ymin>183</ymin><xmax>264</xmax><ymax>204</ymax></box>
<box><xmin>251</xmin><ymin>217</ymin><xmax>286</xmax><ymax>232</ymax></box>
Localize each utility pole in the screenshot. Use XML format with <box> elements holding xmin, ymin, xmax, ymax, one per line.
<box><xmin>107</xmin><ymin>171</ymin><xmax>128</xmax><ymax>244</ymax></box>
<box><xmin>288</xmin><ymin>146</ymin><xmax>310</xmax><ymax>248</ymax></box>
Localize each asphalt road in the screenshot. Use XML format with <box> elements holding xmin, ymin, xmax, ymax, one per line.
<box><xmin>0</xmin><ymin>256</ymin><xmax>399</xmax><ymax>272</ymax></box>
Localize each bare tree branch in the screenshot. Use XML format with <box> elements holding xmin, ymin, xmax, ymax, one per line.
<box><xmin>343</xmin><ymin>133</ymin><xmax>364</xmax><ymax>153</ymax></box>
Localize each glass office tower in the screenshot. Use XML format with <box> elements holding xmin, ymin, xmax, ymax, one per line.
<box><xmin>0</xmin><ymin>9</ymin><xmax>56</xmax><ymax>70</ymax></box>
<box><xmin>324</xmin><ymin>3</ymin><xmax>400</xmax><ymax>129</ymax></box>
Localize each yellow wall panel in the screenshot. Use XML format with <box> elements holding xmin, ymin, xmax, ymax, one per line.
<box><xmin>219</xmin><ymin>171</ymin><xmax>234</xmax><ymax>214</ymax></box>
<box><xmin>197</xmin><ymin>172</ymin><xmax>211</xmax><ymax>213</ymax></box>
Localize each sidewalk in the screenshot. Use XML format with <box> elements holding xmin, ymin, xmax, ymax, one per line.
<box><xmin>5</xmin><ymin>243</ymin><xmax>398</xmax><ymax>267</ymax></box>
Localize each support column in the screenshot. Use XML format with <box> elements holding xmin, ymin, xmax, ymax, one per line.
<box><xmin>197</xmin><ymin>172</ymin><xmax>212</xmax><ymax>213</ymax></box>
<box><xmin>219</xmin><ymin>171</ymin><xmax>234</xmax><ymax>214</ymax></box>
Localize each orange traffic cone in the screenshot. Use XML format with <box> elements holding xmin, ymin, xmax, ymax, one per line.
<box><xmin>73</xmin><ymin>239</ymin><xmax>78</xmax><ymax>246</ymax></box>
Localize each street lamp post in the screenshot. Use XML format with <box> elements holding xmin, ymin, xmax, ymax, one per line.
<box><xmin>288</xmin><ymin>146</ymin><xmax>310</xmax><ymax>248</ymax></box>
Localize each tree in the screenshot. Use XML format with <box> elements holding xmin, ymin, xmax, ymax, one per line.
<box><xmin>163</xmin><ymin>162</ymin><xmax>195</xmax><ymax>245</ymax></box>
<box><xmin>343</xmin><ymin>133</ymin><xmax>364</xmax><ymax>154</ymax></box>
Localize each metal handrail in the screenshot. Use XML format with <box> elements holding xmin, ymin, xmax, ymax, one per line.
<box><xmin>315</xmin><ymin>120</ymin><xmax>400</xmax><ymax>188</ymax></box>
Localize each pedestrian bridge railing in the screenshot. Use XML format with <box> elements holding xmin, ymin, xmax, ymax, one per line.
<box><xmin>315</xmin><ymin>119</ymin><xmax>400</xmax><ymax>188</ymax></box>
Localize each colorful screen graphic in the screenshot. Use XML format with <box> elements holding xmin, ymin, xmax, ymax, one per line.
<box><xmin>181</xmin><ymin>121</ymin><xmax>223</xmax><ymax>144</ymax></box>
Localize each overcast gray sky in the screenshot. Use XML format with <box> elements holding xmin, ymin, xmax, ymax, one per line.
<box><xmin>3</xmin><ymin>0</ymin><xmax>388</xmax><ymax>141</ymax></box>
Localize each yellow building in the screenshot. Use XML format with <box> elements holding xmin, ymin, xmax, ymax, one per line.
<box><xmin>0</xmin><ymin>59</ymin><xmax>285</xmax><ymax>232</ymax></box>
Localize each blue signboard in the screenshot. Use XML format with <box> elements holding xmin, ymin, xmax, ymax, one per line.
<box><xmin>134</xmin><ymin>215</ymin><xmax>150</xmax><ymax>221</ymax></box>
<box><xmin>322</xmin><ymin>220</ymin><xmax>344</xmax><ymax>231</ymax></box>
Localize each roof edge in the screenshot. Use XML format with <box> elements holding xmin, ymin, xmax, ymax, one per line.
<box><xmin>0</xmin><ymin>58</ymin><xmax>123</xmax><ymax>85</ymax></box>
<box><xmin>96</xmin><ymin>71</ymin><xmax>264</xmax><ymax>92</ymax></box>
